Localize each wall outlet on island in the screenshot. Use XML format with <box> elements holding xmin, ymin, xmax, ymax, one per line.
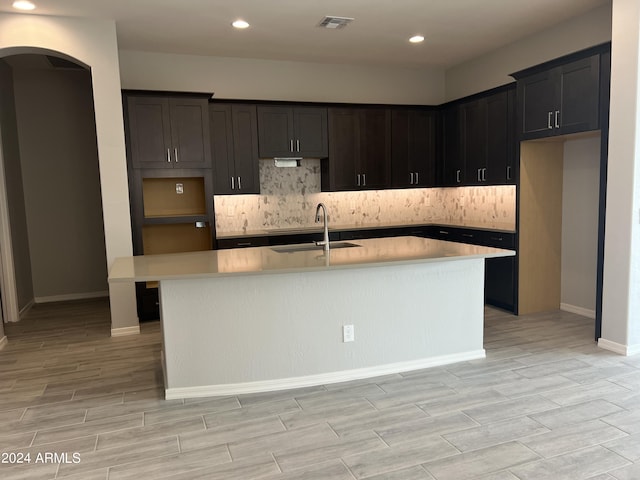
<box><xmin>343</xmin><ymin>324</ymin><xmax>355</xmax><ymax>342</ymax></box>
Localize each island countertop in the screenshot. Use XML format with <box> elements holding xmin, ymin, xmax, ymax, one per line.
<box><xmin>108</xmin><ymin>236</ymin><xmax>515</xmax><ymax>283</ymax></box>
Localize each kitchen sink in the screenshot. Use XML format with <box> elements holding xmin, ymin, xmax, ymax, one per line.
<box><xmin>271</xmin><ymin>242</ymin><xmax>360</xmax><ymax>253</ymax></box>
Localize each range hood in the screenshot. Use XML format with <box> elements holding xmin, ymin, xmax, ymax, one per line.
<box><xmin>273</xmin><ymin>158</ymin><xmax>302</xmax><ymax>168</ymax></box>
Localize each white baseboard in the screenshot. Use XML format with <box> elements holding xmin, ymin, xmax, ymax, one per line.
<box><xmin>598</xmin><ymin>338</ymin><xmax>640</xmax><ymax>356</ymax></box>
<box><xmin>165</xmin><ymin>349</ymin><xmax>486</xmax><ymax>400</ymax></box>
<box><xmin>35</xmin><ymin>291</ymin><xmax>109</xmax><ymax>304</ymax></box>
<box><xmin>19</xmin><ymin>299</ymin><xmax>35</xmax><ymax>318</ymax></box>
<box><xmin>560</xmin><ymin>303</ymin><xmax>596</xmax><ymax>319</ymax></box>
<box><xmin>111</xmin><ymin>325</ymin><xmax>140</xmax><ymax>337</ymax></box>
<box><xmin>0</xmin><ymin>336</ymin><xmax>7</xmax><ymax>350</ymax></box>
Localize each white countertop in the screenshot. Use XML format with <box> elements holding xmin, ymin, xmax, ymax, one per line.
<box><xmin>109</xmin><ymin>236</ymin><xmax>515</xmax><ymax>283</ymax></box>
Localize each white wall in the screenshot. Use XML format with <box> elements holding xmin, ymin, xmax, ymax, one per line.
<box><xmin>601</xmin><ymin>0</ymin><xmax>640</xmax><ymax>354</ymax></box>
<box><xmin>119</xmin><ymin>51</ymin><xmax>446</xmax><ymax>105</ymax></box>
<box><xmin>0</xmin><ymin>13</ymin><xmax>137</xmax><ymax>332</ymax></box>
<box><xmin>12</xmin><ymin>67</ymin><xmax>108</xmax><ymax>302</ymax></box>
<box><xmin>561</xmin><ymin>135</ymin><xmax>601</xmax><ymax>317</ymax></box>
<box><xmin>445</xmin><ymin>3</ymin><xmax>612</xmax><ymax>101</ymax></box>
<box><xmin>0</xmin><ymin>60</ymin><xmax>33</xmax><ymax>313</ymax></box>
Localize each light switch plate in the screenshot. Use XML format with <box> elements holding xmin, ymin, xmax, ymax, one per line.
<box><xmin>175</xmin><ymin>183</ymin><xmax>184</xmax><ymax>194</ymax></box>
<box><xmin>343</xmin><ymin>324</ymin><xmax>355</xmax><ymax>342</ymax></box>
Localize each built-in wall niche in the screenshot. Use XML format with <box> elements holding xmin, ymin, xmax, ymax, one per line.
<box><xmin>142</xmin><ymin>177</ymin><xmax>206</xmax><ymax>217</ymax></box>
<box><xmin>142</xmin><ymin>223</ymin><xmax>212</xmax><ymax>255</ymax></box>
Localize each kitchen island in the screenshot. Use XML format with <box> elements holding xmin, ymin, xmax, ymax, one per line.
<box><xmin>109</xmin><ymin>236</ymin><xmax>515</xmax><ymax>399</ymax></box>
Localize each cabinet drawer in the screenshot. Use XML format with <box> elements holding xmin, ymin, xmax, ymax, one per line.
<box><xmin>217</xmin><ymin>237</ymin><xmax>269</xmax><ymax>249</ymax></box>
<box><xmin>482</xmin><ymin>232</ymin><xmax>516</xmax><ymax>249</ymax></box>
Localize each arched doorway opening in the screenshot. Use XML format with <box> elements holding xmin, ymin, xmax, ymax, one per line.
<box><xmin>0</xmin><ymin>48</ymin><xmax>107</xmax><ymax>334</ymax></box>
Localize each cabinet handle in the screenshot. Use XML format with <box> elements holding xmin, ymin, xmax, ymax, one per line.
<box><xmin>410</xmin><ymin>172</ymin><xmax>414</xmax><ymax>185</ymax></box>
<box><xmin>362</xmin><ymin>173</ymin><xmax>366</xmax><ymax>186</ymax></box>
<box><xmin>296</xmin><ymin>139</ymin><xmax>300</xmax><ymax>152</ymax></box>
<box><xmin>231</xmin><ymin>176</ymin><xmax>235</xmax><ymax>190</ymax></box>
<box><xmin>290</xmin><ymin>139</ymin><xmax>294</xmax><ymax>152</ymax></box>
<box><xmin>482</xmin><ymin>168</ymin><xmax>487</xmax><ymax>182</ymax></box>
<box><xmin>415</xmin><ymin>172</ymin><xmax>419</xmax><ymax>184</ymax></box>
<box><xmin>555</xmin><ymin>110</ymin><xmax>560</xmax><ymax>129</ymax></box>
<box><xmin>506</xmin><ymin>166</ymin><xmax>512</xmax><ymax>180</ymax></box>
<box><xmin>237</xmin><ymin>242</ymin><xmax>252</xmax><ymax>247</ymax></box>
<box><xmin>456</xmin><ymin>169</ymin><xmax>461</xmax><ymax>183</ymax></box>
<box><xmin>356</xmin><ymin>174</ymin><xmax>361</xmax><ymax>186</ymax></box>
<box><xmin>439</xmin><ymin>230</ymin><xmax>449</xmax><ymax>235</ymax></box>
<box><xmin>174</xmin><ymin>148</ymin><xmax>179</xmax><ymax>163</ymax></box>
<box><xmin>167</xmin><ymin>149</ymin><xmax>171</xmax><ymax>163</ymax></box>
<box><xmin>548</xmin><ymin>111</ymin><xmax>553</xmax><ymax>129</ymax></box>
<box><xmin>237</xmin><ymin>176</ymin><xmax>242</xmax><ymax>190</ymax></box>
<box><xmin>490</xmin><ymin>236</ymin><xmax>504</xmax><ymax>241</ymax></box>
<box><xmin>477</xmin><ymin>169</ymin><xmax>482</xmax><ymax>182</ymax></box>
<box><xmin>462</xmin><ymin>233</ymin><xmax>474</xmax><ymax>238</ymax></box>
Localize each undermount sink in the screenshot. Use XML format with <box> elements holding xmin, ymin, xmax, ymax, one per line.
<box><xmin>271</xmin><ymin>242</ymin><xmax>360</xmax><ymax>253</ymax></box>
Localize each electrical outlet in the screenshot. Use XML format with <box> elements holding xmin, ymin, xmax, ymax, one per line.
<box><xmin>175</xmin><ymin>183</ymin><xmax>184</xmax><ymax>194</ymax></box>
<box><xmin>343</xmin><ymin>324</ymin><xmax>355</xmax><ymax>342</ymax></box>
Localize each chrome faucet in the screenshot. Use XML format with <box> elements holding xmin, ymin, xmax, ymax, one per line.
<box><xmin>315</xmin><ymin>203</ymin><xmax>330</xmax><ymax>252</ymax></box>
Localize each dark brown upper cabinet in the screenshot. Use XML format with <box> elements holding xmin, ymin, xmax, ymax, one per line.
<box><xmin>391</xmin><ymin>109</ymin><xmax>436</xmax><ymax>188</ymax></box>
<box><xmin>257</xmin><ymin>106</ymin><xmax>328</xmax><ymax>158</ymax></box>
<box><xmin>515</xmin><ymin>54</ymin><xmax>600</xmax><ymax>140</ymax></box>
<box><xmin>209</xmin><ymin>104</ymin><xmax>260</xmax><ymax>195</ymax></box>
<box><xmin>125</xmin><ymin>94</ymin><xmax>211</xmax><ymax>169</ymax></box>
<box><xmin>458</xmin><ymin>87</ymin><xmax>516</xmax><ymax>186</ymax></box>
<box><xmin>322</xmin><ymin>107</ymin><xmax>391</xmax><ymax>191</ymax></box>
<box><xmin>438</xmin><ymin>103</ymin><xmax>464</xmax><ymax>186</ymax></box>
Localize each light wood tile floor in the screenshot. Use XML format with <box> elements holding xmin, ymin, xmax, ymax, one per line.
<box><xmin>0</xmin><ymin>299</ymin><xmax>639</xmax><ymax>479</ymax></box>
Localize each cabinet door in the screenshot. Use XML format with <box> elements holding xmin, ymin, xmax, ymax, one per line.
<box><xmin>486</xmin><ymin>91</ymin><xmax>511</xmax><ymax>184</ymax></box>
<box><xmin>327</xmin><ymin>108</ymin><xmax>359</xmax><ymax>190</ymax></box>
<box><xmin>257</xmin><ymin>106</ymin><xmax>294</xmax><ymax>157</ymax></box>
<box><xmin>558</xmin><ymin>55</ymin><xmax>600</xmax><ymax>134</ymax></box>
<box><xmin>359</xmin><ymin>109</ymin><xmax>391</xmax><ymax>190</ymax></box>
<box><xmin>231</xmin><ymin>105</ymin><xmax>260</xmax><ymax>194</ymax></box>
<box><xmin>169</xmin><ymin>98</ymin><xmax>211</xmax><ymax>168</ymax></box>
<box><xmin>440</xmin><ymin>105</ymin><xmax>464</xmax><ymax>186</ymax></box>
<box><xmin>485</xmin><ymin>256</ymin><xmax>516</xmax><ymax>311</ymax></box>
<box><xmin>127</xmin><ymin>96</ymin><xmax>173</xmax><ymax>169</ymax></box>
<box><xmin>519</xmin><ymin>69</ymin><xmax>557</xmax><ymax>138</ymax></box>
<box><xmin>391</xmin><ymin>109</ymin><xmax>436</xmax><ymax>188</ymax></box>
<box><xmin>293</xmin><ymin>107</ymin><xmax>328</xmax><ymax>158</ymax></box>
<box><xmin>460</xmin><ymin>98</ymin><xmax>488</xmax><ymax>185</ymax></box>
<box><xmin>210</xmin><ymin>104</ymin><xmax>235</xmax><ymax>194</ymax></box>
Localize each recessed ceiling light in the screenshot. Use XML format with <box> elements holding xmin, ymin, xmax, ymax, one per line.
<box><xmin>12</xmin><ymin>0</ymin><xmax>36</xmax><ymax>10</ymax></box>
<box><xmin>232</xmin><ymin>19</ymin><xmax>250</xmax><ymax>29</ymax></box>
<box><xmin>409</xmin><ymin>35</ymin><xmax>425</xmax><ymax>44</ymax></box>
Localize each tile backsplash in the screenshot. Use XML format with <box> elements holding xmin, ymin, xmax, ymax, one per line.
<box><xmin>215</xmin><ymin>159</ymin><xmax>516</xmax><ymax>234</ymax></box>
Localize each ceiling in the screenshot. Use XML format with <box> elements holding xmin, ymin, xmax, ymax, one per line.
<box><xmin>2</xmin><ymin>0</ymin><xmax>610</xmax><ymax>69</ymax></box>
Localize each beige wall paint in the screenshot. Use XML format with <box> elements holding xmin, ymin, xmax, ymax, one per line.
<box><xmin>0</xmin><ymin>13</ymin><xmax>137</xmax><ymax>331</ymax></box>
<box><xmin>561</xmin><ymin>135</ymin><xmax>601</xmax><ymax>316</ymax></box>
<box><xmin>119</xmin><ymin>51</ymin><xmax>446</xmax><ymax>105</ymax></box>
<box><xmin>445</xmin><ymin>3</ymin><xmax>612</xmax><ymax>101</ymax></box>
<box><xmin>0</xmin><ymin>60</ymin><xmax>33</xmax><ymax>313</ymax></box>
<box><xmin>12</xmin><ymin>67</ymin><xmax>108</xmax><ymax>301</ymax></box>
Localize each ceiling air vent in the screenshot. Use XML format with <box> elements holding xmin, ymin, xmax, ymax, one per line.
<box><xmin>318</xmin><ymin>16</ymin><xmax>354</xmax><ymax>29</ymax></box>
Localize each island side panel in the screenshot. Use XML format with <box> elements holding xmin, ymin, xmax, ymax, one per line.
<box><xmin>159</xmin><ymin>258</ymin><xmax>485</xmax><ymax>398</ymax></box>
